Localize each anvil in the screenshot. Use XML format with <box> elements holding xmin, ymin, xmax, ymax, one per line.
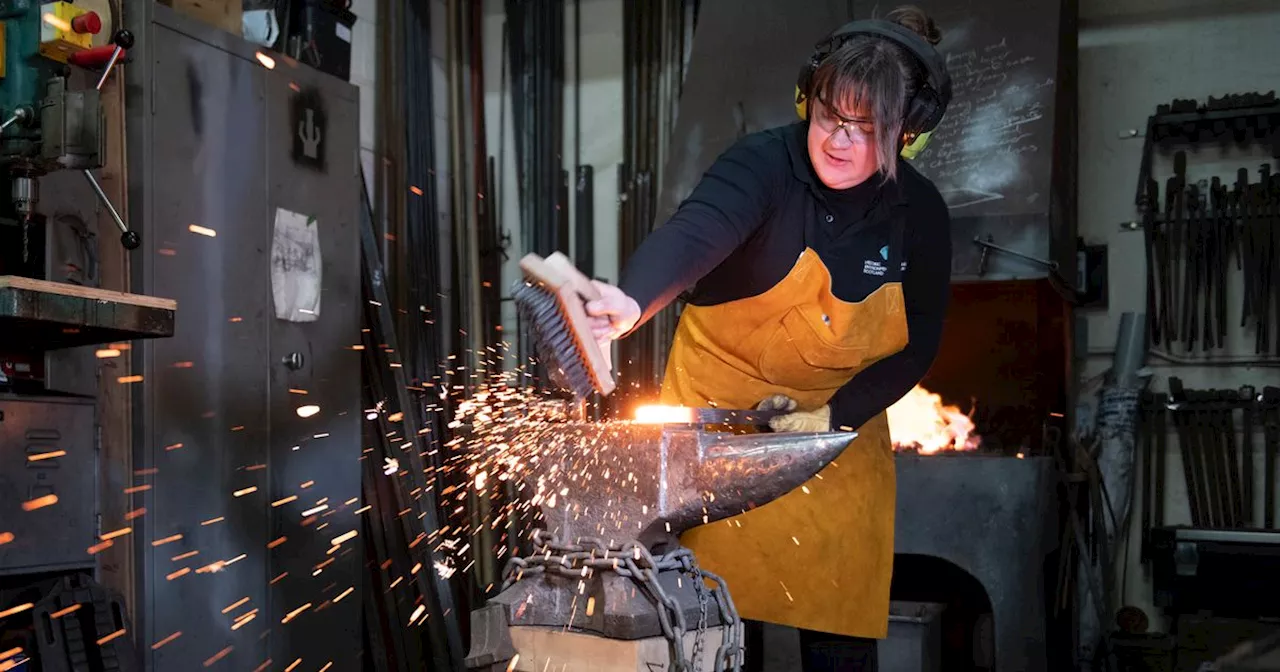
<box><xmin>465</xmin><ymin>422</ymin><xmax>858</xmax><ymax>659</ymax></box>
<box><xmin>513</xmin><ymin>422</ymin><xmax>856</xmax><ymax>548</ymax></box>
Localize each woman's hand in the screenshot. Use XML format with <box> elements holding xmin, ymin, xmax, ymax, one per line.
<box><xmin>757</xmin><ymin>394</ymin><xmax>832</xmax><ymax>432</ymax></box>
<box><xmin>584</xmin><ymin>281</ymin><xmax>642</xmax><ymax>342</ymax></box>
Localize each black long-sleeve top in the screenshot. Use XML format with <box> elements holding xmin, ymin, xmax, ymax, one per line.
<box><xmin>618</xmin><ymin>122</ymin><xmax>952</xmax><ymax>431</ymax></box>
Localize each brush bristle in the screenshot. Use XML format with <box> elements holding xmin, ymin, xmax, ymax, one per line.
<box><xmin>514</xmin><ymin>281</ymin><xmax>598</xmax><ymax>398</ymax></box>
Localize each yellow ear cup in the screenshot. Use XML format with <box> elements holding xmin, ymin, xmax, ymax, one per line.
<box><xmin>795</xmin><ymin>84</ymin><xmax>808</xmax><ymax>121</ymax></box>
<box><xmin>900</xmin><ymin>130</ymin><xmax>933</xmax><ymax>160</ymax></box>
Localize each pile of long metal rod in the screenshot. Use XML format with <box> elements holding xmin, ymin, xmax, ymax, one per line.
<box><xmin>442</xmin><ymin>0</ymin><xmax>512</xmax><ymax>614</ymax></box>
<box><xmin>358</xmin><ymin>166</ymin><xmax>465</xmax><ymax>671</ymax></box>
<box><xmin>357</xmin><ymin>0</ymin><xmax>500</xmax><ymax>664</ymax></box>
<box><xmin>1137</xmin><ymin>381</ymin><xmax>1280</xmax><ymax>563</ymax></box>
<box><xmin>617</xmin><ymin>0</ymin><xmax>698</xmax><ymax>403</ymax></box>
<box><xmin>445</xmin><ymin>0</ymin><xmax>504</xmax><ymax>385</ymax></box>
<box><xmin>504</xmin><ymin>0</ymin><xmax>566</xmax><ymax>382</ymax></box>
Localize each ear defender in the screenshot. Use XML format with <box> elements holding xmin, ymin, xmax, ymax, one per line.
<box><xmin>899</xmin><ymin>131</ymin><xmax>933</xmax><ymax>160</ymax></box>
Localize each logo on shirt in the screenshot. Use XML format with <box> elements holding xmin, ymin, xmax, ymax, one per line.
<box><xmin>864</xmin><ymin>245</ymin><xmax>908</xmax><ymax>277</ymax></box>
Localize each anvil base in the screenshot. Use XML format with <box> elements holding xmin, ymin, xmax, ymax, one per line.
<box><xmin>465</xmin><ymin>568</ymin><xmax>737</xmax><ymax>671</ymax></box>
<box><xmin>467</xmin><ymin>619</ymin><xmax>738</xmax><ymax>672</ymax></box>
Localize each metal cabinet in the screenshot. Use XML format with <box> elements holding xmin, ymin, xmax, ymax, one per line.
<box><xmin>0</xmin><ymin>394</ymin><xmax>96</xmax><ymax>576</ymax></box>
<box><xmin>125</xmin><ymin>6</ymin><xmax>361</xmax><ymax>669</ymax></box>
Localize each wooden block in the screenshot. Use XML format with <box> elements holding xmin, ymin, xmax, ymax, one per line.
<box><xmin>159</xmin><ymin>0</ymin><xmax>242</xmax><ymax>36</ymax></box>
<box><xmin>506</xmin><ymin>625</ymin><xmax>738</xmax><ymax>672</ymax></box>
<box><xmin>0</xmin><ymin>275</ymin><xmax>176</xmax><ymax>310</ymax></box>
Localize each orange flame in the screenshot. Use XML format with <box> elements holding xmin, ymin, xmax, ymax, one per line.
<box><xmin>887</xmin><ymin>385</ymin><xmax>980</xmax><ymax>454</ymax></box>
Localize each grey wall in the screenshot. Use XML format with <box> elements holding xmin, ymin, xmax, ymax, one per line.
<box><xmin>1078</xmin><ymin>0</ymin><xmax>1280</xmax><ymax>627</ymax></box>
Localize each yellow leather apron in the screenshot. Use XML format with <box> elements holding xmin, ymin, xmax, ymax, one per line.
<box><xmin>661</xmin><ymin>246</ymin><xmax>908</xmax><ymax>639</ymax></box>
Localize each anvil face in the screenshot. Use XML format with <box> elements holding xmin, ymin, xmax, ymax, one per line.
<box><xmin>511</xmin><ymin>422</ymin><xmax>855</xmax><ymax>545</ymax></box>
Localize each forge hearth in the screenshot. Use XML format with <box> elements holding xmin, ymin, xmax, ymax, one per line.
<box><xmin>893</xmin><ymin>453</ymin><xmax>1058</xmax><ymax>672</ymax></box>
<box><xmin>921</xmin><ymin>280</ymin><xmax>1072</xmax><ymax>455</ymax></box>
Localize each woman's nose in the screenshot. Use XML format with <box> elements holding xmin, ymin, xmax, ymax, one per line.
<box><xmin>825</xmin><ymin>126</ymin><xmax>856</xmax><ymax>150</ymax></box>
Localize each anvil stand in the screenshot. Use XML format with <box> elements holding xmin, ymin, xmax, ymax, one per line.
<box><xmin>464</xmin><ymin>531</ymin><xmax>744</xmax><ymax>672</ymax></box>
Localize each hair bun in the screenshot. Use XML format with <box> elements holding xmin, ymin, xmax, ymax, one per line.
<box><xmin>886</xmin><ymin>5</ymin><xmax>942</xmax><ymax>46</ymax></box>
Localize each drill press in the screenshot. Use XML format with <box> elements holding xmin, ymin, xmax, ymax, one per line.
<box><xmin>0</xmin><ymin>0</ymin><xmax>138</xmax><ymax>276</ymax></box>
<box><xmin>0</xmin><ymin>5</ymin><xmax>172</xmax><ymax>667</ymax></box>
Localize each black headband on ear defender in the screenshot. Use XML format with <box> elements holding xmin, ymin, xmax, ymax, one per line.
<box><xmin>796</xmin><ymin>19</ymin><xmax>953</xmax><ymax>142</ymax></box>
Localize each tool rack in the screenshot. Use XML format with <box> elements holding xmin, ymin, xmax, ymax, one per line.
<box><xmin>1135</xmin><ymin>381</ymin><xmax>1280</xmax><ymax>668</ymax></box>
<box><xmin>1127</xmin><ymin>93</ymin><xmax>1280</xmax><ymax>357</ymax></box>
<box><xmin>1137</xmin><ymin>380</ymin><xmax>1280</xmax><ymax>542</ymax></box>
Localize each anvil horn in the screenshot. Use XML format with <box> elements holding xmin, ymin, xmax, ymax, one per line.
<box><xmin>521</xmin><ymin>423</ymin><xmax>856</xmax><ymax>547</ymax></box>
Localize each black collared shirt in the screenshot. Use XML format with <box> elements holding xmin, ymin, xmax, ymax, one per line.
<box><xmin>619</xmin><ymin>122</ymin><xmax>952</xmax><ymax>431</ymax></box>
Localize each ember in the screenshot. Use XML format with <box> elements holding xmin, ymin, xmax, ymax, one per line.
<box><xmin>887</xmin><ymin>385</ymin><xmax>981</xmax><ymax>454</ymax></box>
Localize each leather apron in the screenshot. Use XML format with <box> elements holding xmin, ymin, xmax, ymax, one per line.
<box><xmin>660</xmin><ymin>236</ymin><xmax>909</xmax><ymax>639</ymax></box>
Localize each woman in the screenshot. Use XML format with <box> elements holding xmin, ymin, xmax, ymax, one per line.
<box><xmin>586</xmin><ymin>7</ymin><xmax>953</xmax><ymax>671</ymax></box>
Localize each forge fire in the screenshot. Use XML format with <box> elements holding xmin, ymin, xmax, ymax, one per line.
<box><xmin>887</xmin><ymin>385</ymin><xmax>981</xmax><ymax>454</ymax></box>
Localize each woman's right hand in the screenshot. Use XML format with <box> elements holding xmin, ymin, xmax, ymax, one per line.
<box><xmin>585</xmin><ymin>281</ymin><xmax>641</xmax><ymax>342</ymax></box>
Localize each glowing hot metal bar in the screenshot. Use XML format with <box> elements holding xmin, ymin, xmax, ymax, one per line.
<box><xmin>632</xmin><ymin>404</ymin><xmax>787</xmax><ymax>427</ymax></box>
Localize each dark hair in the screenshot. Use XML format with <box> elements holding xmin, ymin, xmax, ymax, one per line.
<box><xmin>807</xmin><ymin>5</ymin><xmax>942</xmax><ymax>180</ymax></box>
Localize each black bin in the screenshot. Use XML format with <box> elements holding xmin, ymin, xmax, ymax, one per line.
<box><xmin>284</xmin><ymin>0</ymin><xmax>357</xmax><ymax>82</ymax></box>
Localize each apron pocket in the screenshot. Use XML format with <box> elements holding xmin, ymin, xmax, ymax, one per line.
<box><xmin>757</xmin><ymin>305</ymin><xmax>869</xmax><ymax>391</ymax></box>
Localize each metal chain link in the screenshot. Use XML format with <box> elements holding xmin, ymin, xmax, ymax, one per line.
<box><xmin>502</xmin><ymin>530</ymin><xmax>743</xmax><ymax>672</ymax></box>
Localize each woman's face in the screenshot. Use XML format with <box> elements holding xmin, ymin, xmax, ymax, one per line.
<box><xmin>806</xmin><ymin>99</ymin><xmax>881</xmax><ymax>190</ymax></box>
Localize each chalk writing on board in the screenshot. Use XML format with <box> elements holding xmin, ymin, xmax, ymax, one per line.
<box><xmin>918</xmin><ymin>37</ymin><xmax>1056</xmax><ymax>211</ymax></box>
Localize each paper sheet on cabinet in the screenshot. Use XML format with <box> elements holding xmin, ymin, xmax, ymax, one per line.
<box><xmin>271</xmin><ymin>207</ymin><xmax>322</xmax><ymax>322</ymax></box>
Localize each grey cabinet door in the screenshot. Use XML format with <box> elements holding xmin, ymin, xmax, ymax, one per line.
<box><xmin>263</xmin><ymin>68</ymin><xmax>362</xmax><ymax>671</ymax></box>
<box><xmin>139</xmin><ymin>16</ymin><xmax>361</xmax><ymax>671</ymax></box>
<box><xmin>145</xmin><ymin>22</ymin><xmax>273</xmax><ymax>672</ymax></box>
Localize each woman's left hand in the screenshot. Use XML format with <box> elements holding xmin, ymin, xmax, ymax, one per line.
<box><xmin>757</xmin><ymin>394</ymin><xmax>832</xmax><ymax>432</ymax></box>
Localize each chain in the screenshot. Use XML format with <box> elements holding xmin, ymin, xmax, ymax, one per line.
<box><xmin>502</xmin><ymin>530</ymin><xmax>743</xmax><ymax>672</ymax></box>
<box><xmin>690</xmin><ymin>560</ymin><xmax>709</xmax><ymax>670</ymax></box>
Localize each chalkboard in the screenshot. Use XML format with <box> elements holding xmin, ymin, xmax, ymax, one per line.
<box><xmin>655</xmin><ymin>0</ymin><xmax>1073</xmax><ymax>280</ymax></box>
<box><xmin>654</xmin><ymin>0</ymin><xmax>851</xmax><ymax>228</ymax></box>
<box><xmin>857</xmin><ymin>0</ymin><xmax>1065</xmax><ymax>218</ymax></box>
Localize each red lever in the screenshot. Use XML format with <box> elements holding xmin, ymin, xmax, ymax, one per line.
<box><xmin>68</xmin><ymin>44</ymin><xmax>122</xmax><ymax>68</ymax></box>
<box><xmin>71</xmin><ymin>11</ymin><xmax>102</xmax><ymax>35</ymax></box>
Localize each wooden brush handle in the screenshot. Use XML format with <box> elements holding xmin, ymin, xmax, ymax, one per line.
<box><xmin>517</xmin><ymin>252</ymin><xmax>617</xmax><ymax>397</ymax></box>
<box><xmin>543</xmin><ymin>252</ymin><xmax>602</xmax><ymax>302</ymax></box>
